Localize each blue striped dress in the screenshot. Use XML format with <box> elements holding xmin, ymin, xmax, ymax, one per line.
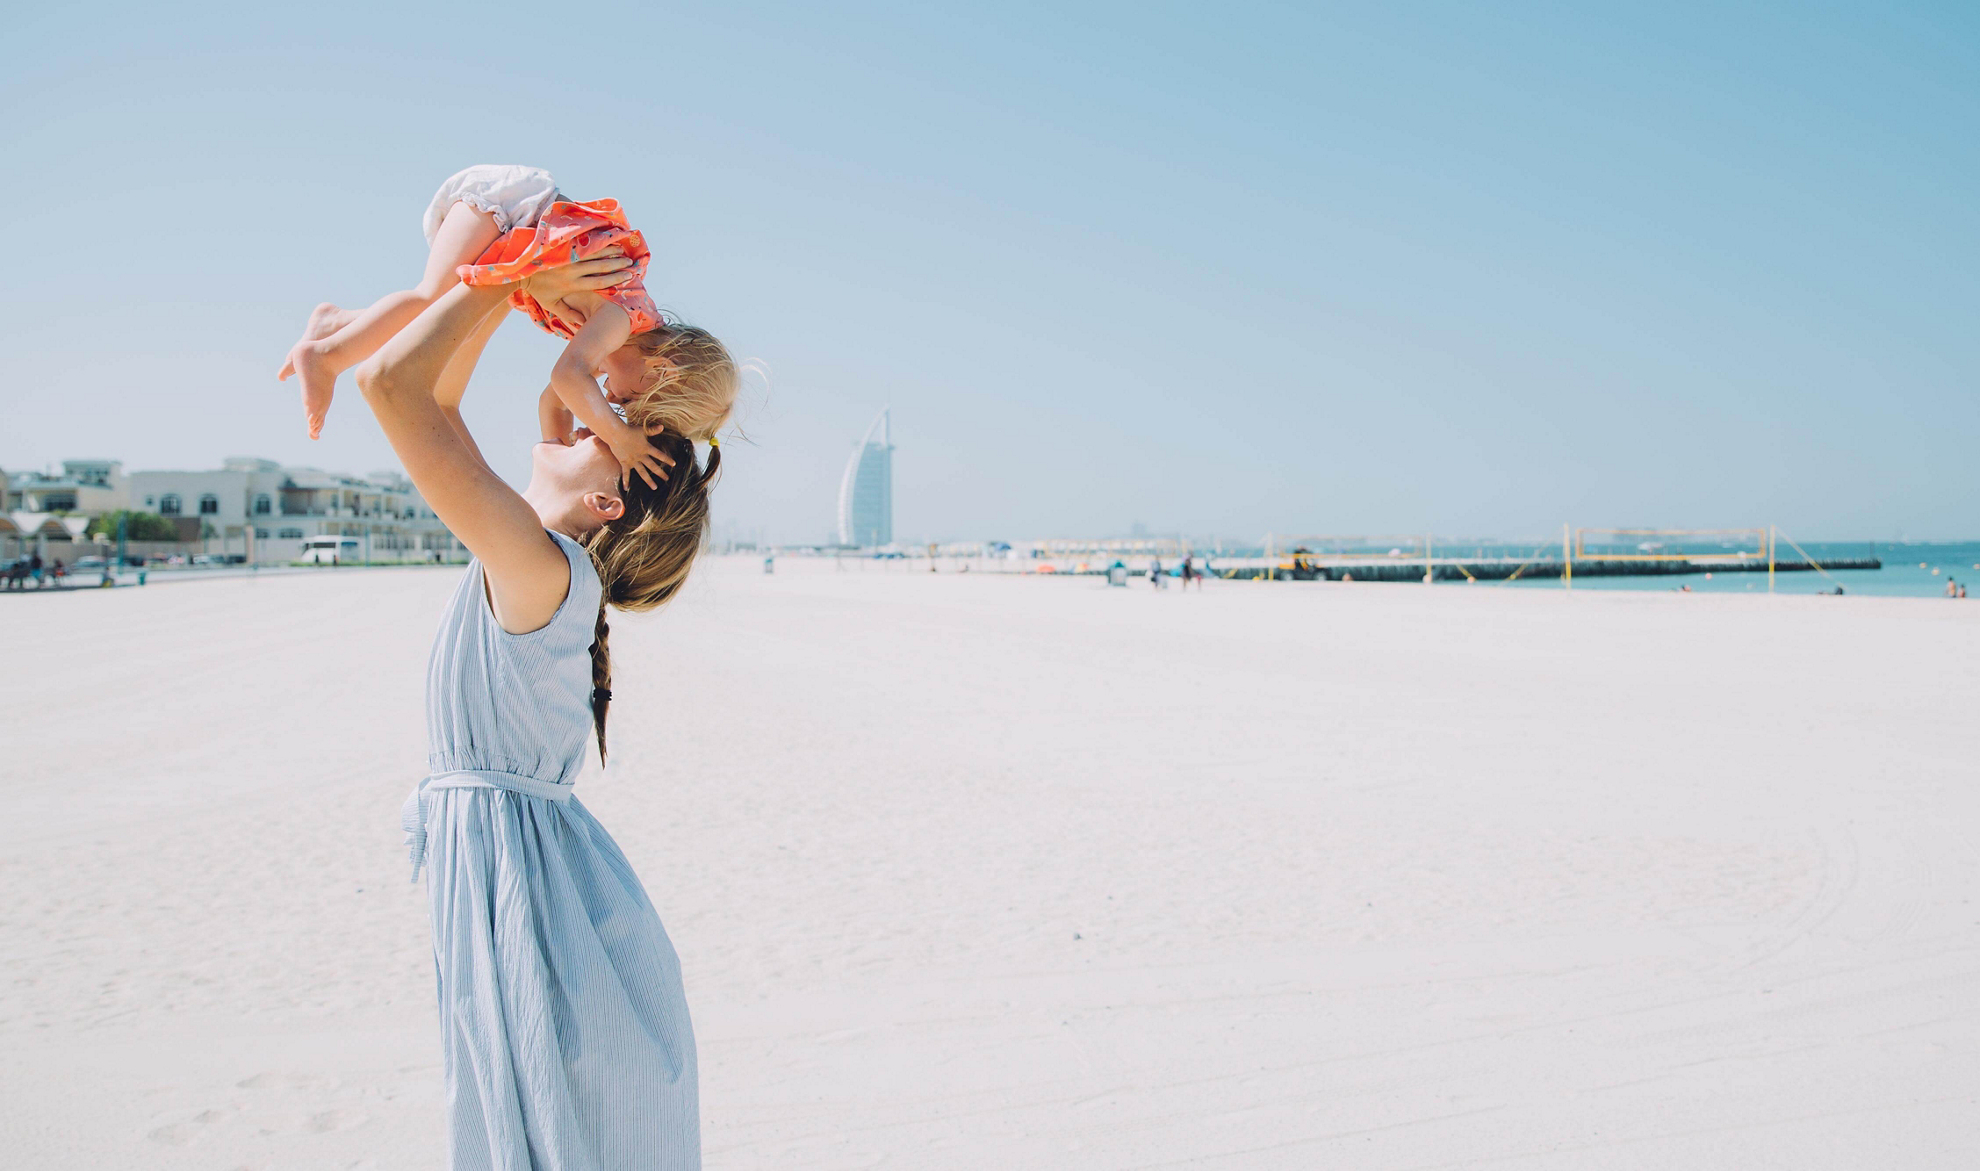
<box><xmin>402</xmin><ymin>529</ymin><xmax>699</xmax><ymax>1170</ymax></box>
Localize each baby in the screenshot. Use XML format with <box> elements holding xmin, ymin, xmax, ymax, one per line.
<box><xmin>280</xmin><ymin>165</ymin><xmax>735</xmax><ymax>486</ymax></box>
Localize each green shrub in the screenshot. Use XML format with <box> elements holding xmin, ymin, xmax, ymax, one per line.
<box><xmin>84</xmin><ymin>510</ymin><xmax>183</xmax><ymax>542</ymax></box>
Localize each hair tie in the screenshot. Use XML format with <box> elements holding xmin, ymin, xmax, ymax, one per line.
<box><xmin>707</xmin><ymin>435</ymin><xmax>720</xmax><ymax>448</ymax></box>
<box><xmin>592</xmin><ymin>688</ymin><xmax>612</xmax><ymax>702</ymax></box>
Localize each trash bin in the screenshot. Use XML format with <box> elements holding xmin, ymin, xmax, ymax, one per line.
<box><xmin>1107</xmin><ymin>561</ymin><xmax>1128</xmax><ymax>587</ymax></box>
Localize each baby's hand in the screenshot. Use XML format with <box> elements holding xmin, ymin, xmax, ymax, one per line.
<box><xmin>603</xmin><ymin>420</ymin><xmax>675</xmax><ymax>489</ymax></box>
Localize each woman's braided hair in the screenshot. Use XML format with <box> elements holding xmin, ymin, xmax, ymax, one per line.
<box><xmin>583</xmin><ymin>429</ymin><xmax>720</xmax><ymax>762</ymax></box>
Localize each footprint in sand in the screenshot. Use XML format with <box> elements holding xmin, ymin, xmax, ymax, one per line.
<box><xmin>306</xmin><ymin>1108</ymin><xmax>365</xmax><ymax>1132</ymax></box>
<box><xmin>147</xmin><ymin>1108</ymin><xmax>226</xmax><ymax>1145</ymax></box>
<box><xmin>236</xmin><ymin>1070</ymin><xmax>335</xmax><ymax>1091</ymax></box>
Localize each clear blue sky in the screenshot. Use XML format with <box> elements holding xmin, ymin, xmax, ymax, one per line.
<box><xmin>2</xmin><ymin>2</ymin><xmax>1974</xmax><ymax>542</ymax></box>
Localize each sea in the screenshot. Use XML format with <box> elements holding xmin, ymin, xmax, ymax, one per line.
<box><xmin>1499</xmin><ymin>541</ymin><xmax>1980</xmax><ymax>599</ymax></box>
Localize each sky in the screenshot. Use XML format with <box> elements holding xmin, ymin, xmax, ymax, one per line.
<box><xmin>1</xmin><ymin>1</ymin><xmax>1974</xmax><ymax>543</ymax></box>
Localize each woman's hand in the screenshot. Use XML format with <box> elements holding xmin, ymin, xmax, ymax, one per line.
<box><xmin>522</xmin><ymin>248</ymin><xmax>636</xmax><ymax>329</ymax></box>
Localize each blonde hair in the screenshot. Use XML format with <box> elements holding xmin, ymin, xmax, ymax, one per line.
<box><xmin>583</xmin><ymin>430</ymin><xmax>720</xmax><ymax>762</ymax></box>
<box><xmin>622</xmin><ymin>322</ymin><xmax>739</xmax><ymax>444</ymax></box>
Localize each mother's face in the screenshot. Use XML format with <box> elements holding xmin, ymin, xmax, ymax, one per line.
<box><xmin>528</xmin><ymin>430</ymin><xmax>623</xmax><ymax>528</ymax></box>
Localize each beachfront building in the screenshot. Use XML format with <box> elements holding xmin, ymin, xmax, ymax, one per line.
<box><xmin>836</xmin><ymin>408</ymin><xmax>894</xmax><ymax>548</ymax></box>
<box><xmin>6</xmin><ymin>459</ymin><xmax>132</xmax><ymax>515</ymax></box>
<box><xmin>4</xmin><ymin>460</ymin><xmax>132</xmax><ymax>562</ymax></box>
<box><xmin>126</xmin><ymin>457</ymin><xmax>463</xmax><ymax>563</ymax></box>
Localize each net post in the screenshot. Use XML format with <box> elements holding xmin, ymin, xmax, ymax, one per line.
<box><xmin>1768</xmin><ymin>525</ymin><xmax>1776</xmax><ymax>593</ymax></box>
<box><xmin>1424</xmin><ymin>531</ymin><xmax>1433</xmax><ymax>586</ymax></box>
<box><xmin>1562</xmin><ymin>523</ymin><xmax>1572</xmax><ymax>590</ymax></box>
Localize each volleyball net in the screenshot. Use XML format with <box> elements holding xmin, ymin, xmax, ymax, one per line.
<box><xmin>1032</xmin><ymin>538</ymin><xmax>1192</xmax><ymax>562</ymax></box>
<box><xmin>1264</xmin><ymin>534</ymin><xmax>1431</xmax><ymax>562</ymax></box>
<box><xmin>1570</xmin><ymin>528</ymin><xmax>1768</xmax><ymax>563</ymax></box>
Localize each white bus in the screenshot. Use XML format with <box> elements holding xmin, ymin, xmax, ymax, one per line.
<box><xmin>301</xmin><ymin>535</ymin><xmax>362</xmax><ymax>565</ymax></box>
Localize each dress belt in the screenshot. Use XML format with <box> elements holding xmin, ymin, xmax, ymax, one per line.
<box><xmin>401</xmin><ymin>769</ymin><xmax>575</xmax><ymax>882</ymax></box>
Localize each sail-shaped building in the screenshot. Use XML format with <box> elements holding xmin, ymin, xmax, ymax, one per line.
<box><xmin>836</xmin><ymin>409</ymin><xmax>893</xmax><ymax>547</ymax></box>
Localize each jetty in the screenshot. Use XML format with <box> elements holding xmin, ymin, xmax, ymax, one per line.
<box><xmin>1239</xmin><ymin>555</ymin><xmax>1881</xmax><ymax>583</ymax></box>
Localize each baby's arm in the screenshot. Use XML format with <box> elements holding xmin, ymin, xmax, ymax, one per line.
<box><xmin>538</xmin><ymin>385</ymin><xmax>576</xmax><ymax>444</ymax></box>
<box><xmin>551</xmin><ymin>303</ymin><xmax>671</xmax><ymax>487</ymax></box>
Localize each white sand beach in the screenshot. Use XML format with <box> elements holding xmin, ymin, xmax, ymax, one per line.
<box><xmin>2</xmin><ymin>560</ymin><xmax>1975</xmax><ymax>1169</ymax></box>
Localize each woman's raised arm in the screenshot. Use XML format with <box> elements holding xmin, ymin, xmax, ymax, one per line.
<box><xmin>432</xmin><ymin>252</ymin><xmax>638</xmax><ymax>466</ymax></box>
<box><xmin>355</xmin><ymin>283</ymin><xmax>569</xmax><ymax>626</ymax></box>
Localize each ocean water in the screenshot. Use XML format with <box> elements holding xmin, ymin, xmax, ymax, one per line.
<box><xmin>1499</xmin><ymin>541</ymin><xmax>1980</xmax><ymax>599</ymax></box>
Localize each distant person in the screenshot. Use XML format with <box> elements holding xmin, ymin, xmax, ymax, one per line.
<box><xmin>28</xmin><ymin>552</ymin><xmax>43</xmax><ymax>588</ymax></box>
<box><xmin>5</xmin><ymin>557</ymin><xmax>22</xmax><ymax>591</ymax></box>
<box><xmin>51</xmin><ymin>559</ymin><xmax>66</xmax><ymax>586</ymax></box>
<box><xmin>1947</xmin><ymin>578</ymin><xmax>1958</xmax><ymax>598</ymax></box>
<box><xmin>1180</xmin><ymin>555</ymin><xmax>1197</xmax><ymax>590</ymax></box>
<box><xmin>1149</xmin><ymin>558</ymin><xmax>1164</xmax><ymax>589</ymax></box>
<box><xmin>362</xmin><ymin>261</ymin><xmax>710</xmax><ymax>1162</ymax></box>
<box><xmin>278</xmin><ymin>164</ymin><xmax>736</xmax><ymax>480</ymax></box>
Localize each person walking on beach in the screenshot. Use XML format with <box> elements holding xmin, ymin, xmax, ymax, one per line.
<box><xmin>1149</xmin><ymin>557</ymin><xmax>1164</xmax><ymax>589</ymax></box>
<box><xmin>359</xmin><ymin>255</ymin><xmax>714</xmax><ymax>1169</ymax></box>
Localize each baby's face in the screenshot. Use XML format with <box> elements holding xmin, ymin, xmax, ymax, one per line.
<box><xmin>597</xmin><ymin>346</ymin><xmax>667</xmax><ymax>405</ymax></box>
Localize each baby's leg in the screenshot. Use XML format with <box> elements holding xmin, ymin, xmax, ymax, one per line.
<box><xmin>275</xmin><ymin>303</ymin><xmax>359</xmax><ymax>380</ymax></box>
<box><xmin>282</xmin><ymin>202</ymin><xmax>501</xmax><ymax>438</ymax></box>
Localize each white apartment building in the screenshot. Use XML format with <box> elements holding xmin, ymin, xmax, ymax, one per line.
<box><xmin>126</xmin><ymin>457</ymin><xmax>463</xmax><ymax>563</ymax></box>
<box><xmin>6</xmin><ymin>459</ymin><xmax>132</xmax><ymax>514</ymax></box>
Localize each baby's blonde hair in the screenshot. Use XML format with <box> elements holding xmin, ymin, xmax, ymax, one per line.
<box><xmin>622</xmin><ymin>322</ymin><xmax>738</xmax><ymax>444</ymax></box>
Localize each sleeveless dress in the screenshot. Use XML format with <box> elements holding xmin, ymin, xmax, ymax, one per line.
<box><xmin>401</xmin><ymin>530</ymin><xmax>699</xmax><ymax>1170</ymax></box>
<box><xmin>457</xmin><ymin>198</ymin><xmax>662</xmax><ymax>340</ymax></box>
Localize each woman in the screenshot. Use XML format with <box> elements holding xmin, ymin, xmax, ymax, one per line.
<box><xmin>357</xmin><ymin>256</ymin><xmax>716</xmax><ymax>1169</ymax></box>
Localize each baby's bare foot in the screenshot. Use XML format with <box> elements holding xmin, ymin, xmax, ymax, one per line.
<box><xmin>278</xmin><ymin>303</ymin><xmax>355</xmax><ymax>381</ymax></box>
<box><xmin>291</xmin><ymin>342</ymin><xmax>337</xmax><ymax>439</ymax></box>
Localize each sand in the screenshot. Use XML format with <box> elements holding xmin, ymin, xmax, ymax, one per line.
<box><xmin>2</xmin><ymin>558</ymin><xmax>1975</xmax><ymax>1169</ymax></box>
